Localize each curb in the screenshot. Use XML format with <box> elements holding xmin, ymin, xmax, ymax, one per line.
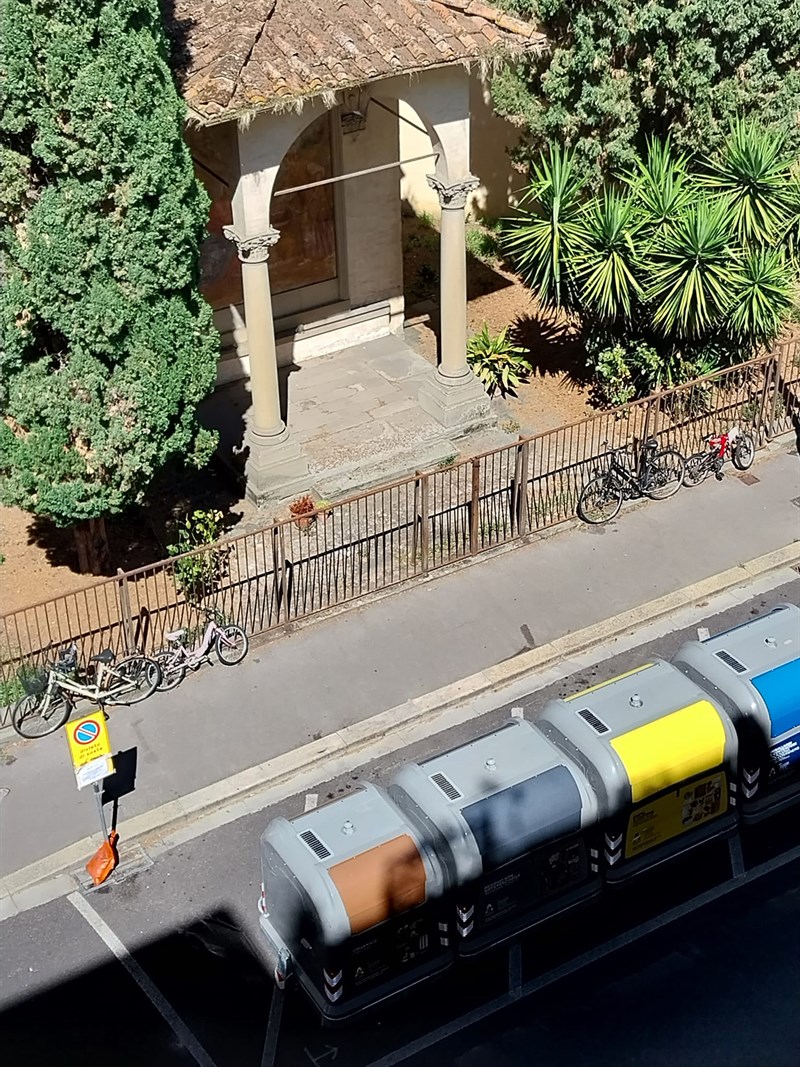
<box><xmin>2</xmin><ymin>540</ymin><xmax>799</xmax><ymax>916</ymax></box>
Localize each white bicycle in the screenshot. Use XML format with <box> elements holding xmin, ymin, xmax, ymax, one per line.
<box><xmin>11</xmin><ymin>644</ymin><xmax>162</xmax><ymax>739</ymax></box>
<box><xmin>154</xmin><ymin>610</ymin><xmax>249</xmax><ymax>691</ymax></box>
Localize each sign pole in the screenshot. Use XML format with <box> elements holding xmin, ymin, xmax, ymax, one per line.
<box><xmin>93</xmin><ymin>780</ymin><xmax>109</xmax><ymax>841</ymax></box>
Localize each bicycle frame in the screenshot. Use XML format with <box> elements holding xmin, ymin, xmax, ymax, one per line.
<box><xmin>43</xmin><ymin>658</ymin><xmax>135</xmax><ymax>707</ymax></box>
<box><xmin>168</xmin><ymin>619</ymin><xmax>219</xmax><ymax>670</ymax></box>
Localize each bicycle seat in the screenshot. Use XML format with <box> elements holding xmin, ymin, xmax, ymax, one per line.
<box><xmin>166</xmin><ymin>629</ymin><xmax>186</xmax><ymax>641</ymax></box>
<box><xmin>89</xmin><ymin>649</ymin><xmax>115</xmax><ymax>664</ymax></box>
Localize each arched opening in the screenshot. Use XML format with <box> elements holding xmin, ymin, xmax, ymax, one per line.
<box><xmin>270</xmin><ymin>112</ymin><xmax>346</xmax><ymax>320</ymax></box>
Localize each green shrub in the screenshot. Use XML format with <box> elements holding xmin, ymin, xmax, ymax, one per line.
<box><xmin>466</xmin><ymin>223</ymin><xmax>501</xmax><ymax>264</ymax></box>
<box><xmin>167</xmin><ymin>508</ymin><xmax>230</xmax><ymax>603</ymax></box>
<box><xmin>467</xmin><ymin>324</ymin><xmax>531</xmax><ymax>397</ymax></box>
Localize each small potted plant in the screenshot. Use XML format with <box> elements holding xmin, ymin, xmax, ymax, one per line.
<box><xmin>289</xmin><ymin>494</ymin><xmax>317</xmax><ymax>529</ymax></box>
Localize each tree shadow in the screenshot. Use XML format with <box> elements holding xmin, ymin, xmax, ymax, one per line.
<box><xmin>24</xmin><ymin>455</ymin><xmax>245</xmax><ymax>579</ymax></box>
<box><xmin>511</xmin><ymin>312</ymin><xmax>592</xmax><ymax>392</ymax></box>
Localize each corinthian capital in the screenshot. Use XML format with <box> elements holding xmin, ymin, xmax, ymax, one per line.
<box><xmin>223</xmin><ymin>226</ymin><xmax>280</xmax><ymax>263</ymax></box>
<box><xmin>426</xmin><ymin>175</ymin><xmax>480</xmax><ymax>210</ymax></box>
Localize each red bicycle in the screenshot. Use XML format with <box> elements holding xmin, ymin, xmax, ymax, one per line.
<box><xmin>683</xmin><ymin>426</ymin><xmax>755</xmax><ymax>487</ymax></box>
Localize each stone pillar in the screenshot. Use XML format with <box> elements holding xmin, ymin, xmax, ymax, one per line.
<box><xmin>223</xmin><ymin>226</ymin><xmax>309</xmax><ymax>504</ymax></box>
<box><xmin>417</xmin><ymin>176</ymin><xmax>493</xmax><ymax>431</ymax></box>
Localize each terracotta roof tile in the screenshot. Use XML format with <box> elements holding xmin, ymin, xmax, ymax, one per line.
<box><xmin>174</xmin><ymin>0</ymin><xmax>545</xmax><ymax>122</ymax></box>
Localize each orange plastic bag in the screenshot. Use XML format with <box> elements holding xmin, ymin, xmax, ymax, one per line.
<box><xmin>86</xmin><ymin>830</ymin><xmax>119</xmax><ymax>886</ymax></box>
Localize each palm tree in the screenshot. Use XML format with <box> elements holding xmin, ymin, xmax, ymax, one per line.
<box><xmin>573</xmin><ymin>189</ymin><xmax>643</xmax><ymax>321</ymax></box>
<box><xmin>645</xmin><ymin>197</ymin><xmax>734</xmax><ymax>338</ymax></box>
<box><xmin>502</xmin><ymin>144</ymin><xmax>585</xmax><ymax>311</ymax></box>
<box><xmin>726</xmin><ymin>248</ymin><xmax>796</xmax><ymax>348</ymax></box>
<box><xmin>703</xmin><ymin>120</ymin><xmax>795</xmax><ymax>245</ymax></box>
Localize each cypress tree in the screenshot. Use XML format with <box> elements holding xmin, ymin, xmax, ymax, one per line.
<box><xmin>0</xmin><ymin>0</ymin><xmax>218</xmax><ymax>572</ymax></box>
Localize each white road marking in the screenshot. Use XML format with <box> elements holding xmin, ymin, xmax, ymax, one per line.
<box><xmin>510</xmin><ymin>706</ymin><xmax>524</xmax><ymax>719</ymax></box>
<box><xmin>68</xmin><ymin>892</ymin><xmax>219</xmax><ymax>1067</ymax></box>
<box><xmin>304</xmin><ymin>793</ymin><xmax>319</xmax><ymax>812</ymax></box>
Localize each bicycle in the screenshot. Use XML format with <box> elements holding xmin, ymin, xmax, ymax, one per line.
<box><xmin>11</xmin><ymin>644</ymin><xmax>162</xmax><ymax>739</ymax></box>
<box><xmin>153</xmin><ymin>610</ymin><xmax>249</xmax><ymax>691</ymax></box>
<box><xmin>683</xmin><ymin>426</ymin><xmax>755</xmax><ymax>487</ymax></box>
<box><xmin>577</xmin><ymin>436</ymin><xmax>686</xmax><ymax>525</ymax></box>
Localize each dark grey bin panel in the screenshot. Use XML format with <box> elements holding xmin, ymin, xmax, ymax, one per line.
<box><xmin>461</xmin><ymin>765</ymin><xmax>582</xmax><ymax>870</ymax></box>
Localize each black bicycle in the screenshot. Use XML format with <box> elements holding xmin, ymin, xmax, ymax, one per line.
<box><xmin>578</xmin><ymin>437</ymin><xmax>686</xmax><ymax>525</ymax></box>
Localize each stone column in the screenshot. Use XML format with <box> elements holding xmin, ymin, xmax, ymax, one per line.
<box><xmin>223</xmin><ymin>226</ymin><xmax>309</xmax><ymax>504</ymax></box>
<box><xmin>417</xmin><ymin>176</ymin><xmax>493</xmax><ymax>431</ymax></box>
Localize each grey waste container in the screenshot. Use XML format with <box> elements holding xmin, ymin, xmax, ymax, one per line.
<box><xmin>258</xmin><ymin>783</ymin><xmax>450</xmax><ymax>1021</ymax></box>
<box><xmin>537</xmin><ymin>659</ymin><xmax>738</xmax><ymax>882</ymax></box>
<box><xmin>673</xmin><ymin>603</ymin><xmax>800</xmax><ymax>823</ymax></box>
<box><xmin>390</xmin><ymin>718</ymin><xmax>602</xmax><ymax>956</ymax></box>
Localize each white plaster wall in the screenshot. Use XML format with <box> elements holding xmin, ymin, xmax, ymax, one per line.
<box><xmin>399</xmin><ymin>71</ymin><xmax>525</xmax><ymax>221</ymax></box>
<box><xmin>341</xmin><ymin>100</ymin><xmax>403</xmax><ymax>313</ymax></box>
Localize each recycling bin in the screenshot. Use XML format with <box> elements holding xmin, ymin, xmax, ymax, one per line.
<box><xmin>390</xmin><ymin>718</ymin><xmax>602</xmax><ymax>956</ymax></box>
<box><xmin>258</xmin><ymin>783</ymin><xmax>451</xmax><ymax>1021</ymax></box>
<box><xmin>673</xmin><ymin>603</ymin><xmax>800</xmax><ymax>823</ymax></box>
<box><xmin>536</xmin><ymin>659</ymin><xmax>738</xmax><ymax>883</ymax></box>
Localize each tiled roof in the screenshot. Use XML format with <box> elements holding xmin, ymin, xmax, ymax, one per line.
<box><xmin>169</xmin><ymin>0</ymin><xmax>544</xmax><ymax>123</ymax></box>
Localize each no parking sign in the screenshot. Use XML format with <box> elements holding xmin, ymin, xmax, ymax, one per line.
<box><xmin>66</xmin><ymin>711</ymin><xmax>114</xmax><ymax>789</ymax></box>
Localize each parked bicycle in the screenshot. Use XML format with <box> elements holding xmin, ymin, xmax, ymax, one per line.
<box><xmin>11</xmin><ymin>644</ymin><xmax>162</xmax><ymax>739</ymax></box>
<box><xmin>683</xmin><ymin>426</ymin><xmax>755</xmax><ymax>487</ymax></box>
<box><xmin>578</xmin><ymin>436</ymin><xmax>686</xmax><ymax>525</ymax></box>
<box><xmin>153</xmin><ymin>609</ymin><xmax>249</xmax><ymax>691</ymax></box>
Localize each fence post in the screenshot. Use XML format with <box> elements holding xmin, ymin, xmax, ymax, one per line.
<box><xmin>515</xmin><ymin>437</ymin><xmax>530</xmax><ymax>536</ymax></box>
<box><xmin>758</xmin><ymin>355</ymin><xmax>776</xmax><ymax>443</ymax></box>
<box><xmin>637</xmin><ymin>401</ymin><xmax>652</xmax><ymax>477</ymax></box>
<box><xmin>469</xmin><ymin>458</ymin><xmax>481</xmax><ymax>556</ymax></box>
<box><xmin>420</xmin><ymin>473</ymin><xmax>430</xmax><ymax>573</ymax></box>
<box><xmin>768</xmin><ymin>351</ymin><xmax>784</xmax><ymax>440</ymax></box>
<box><xmin>116</xmin><ymin>568</ymin><xmax>135</xmax><ymax>652</ymax></box>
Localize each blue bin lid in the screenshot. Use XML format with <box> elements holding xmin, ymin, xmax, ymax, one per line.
<box><xmin>751</xmin><ymin>658</ymin><xmax>800</xmax><ymax>739</ymax></box>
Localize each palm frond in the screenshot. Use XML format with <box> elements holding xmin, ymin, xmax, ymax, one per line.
<box><xmin>726</xmin><ymin>248</ymin><xmax>796</xmax><ymax>349</ymax></box>
<box><xmin>625</xmin><ymin>136</ymin><xmax>694</xmax><ymax>229</ymax></box>
<box><xmin>573</xmin><ymin>190</ymin><xmax>643</xmax><ymax>321</ymax></box>
<box><xmin>645</xmin><ymin>198</ymin><xmax>736</xmax><ymax>338</ymax></box>
<box><xmin>502</xmin><ymin>143</ymin><xmax>586</xmax><ymax>311</ymax></box>
<box><xmin>702</xmin><ymin>119</ymin><xmax>795</xmax><ymax>245</ymax></box>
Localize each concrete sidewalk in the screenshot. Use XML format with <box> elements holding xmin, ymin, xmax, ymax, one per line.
<box><xmin>1</xmin><ymin>444</ymin><xmax>798</xmax><ymax>877</ymax></box>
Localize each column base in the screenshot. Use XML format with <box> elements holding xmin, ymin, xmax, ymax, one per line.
<box><xmin>244</xmin><ymin>426</ymin><xmax>310</xmax><ymax>506</ymax></box>
<box><xmin>417</xmin><ymin>368</ymin><xmax>495</xmax><ymax>433</ymax></box>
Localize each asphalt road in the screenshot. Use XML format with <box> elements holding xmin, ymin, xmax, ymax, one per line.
<box><xmin>2</xmin><ymin>578</ymin><xmax>799</xmax><ymax>1067</ymax></box>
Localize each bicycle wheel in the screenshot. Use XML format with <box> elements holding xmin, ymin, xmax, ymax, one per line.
<box><xmin>108</xmin><ymin>655</ymin><xmax>161</xmax><ymax>704</ymax></box>
<box><xmin>215</xmin><ymin>625</ymin><xmax>249</xmax><ymax>666</ymax></box>
<box><xmin>11</xmin><ymin>691</ymin><xmax>71</xmax><ymax>739</ymax></box>
<box><xmin>732</xmin><ymin>432</ymin><xmax>755</xmax><ymax>470</ymax></box>
<box><xmin>577</xmin><ymin>476</ymin><xmax>623</xmax><ymax>525</ymax></box>
<box><xmin>153</xmin><ymin>649</ymin><xmax>186</xmax><ymax>692</ymax></box>
<box><xmin>643</xmin><ymin>449</ymin><xmax>685</xmax><ymax>499</ymax></box>
<box><xmin>683</xmin><ymin>453</ymin><xmax>711</xmax><ymax>488</ymax></box>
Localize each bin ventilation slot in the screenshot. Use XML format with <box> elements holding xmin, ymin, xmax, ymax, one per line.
<box><xmin>577</xmin><ymin>707</ymin><xmax>611</xmax><ymax>735</ymax></box>
<box><xmin>714</xmin><ymin>649</ymin><xmax>748</xmax><ymax>674</ymax></box>
<box><xmin>299</xmin><ymin>829</ymin><xmax>332</xmax><ymax>860</ymax></box>
<box><xmin>430</xmin><ymin>772</ymin><xmax>462</xmax><ymax>801</ymax></box>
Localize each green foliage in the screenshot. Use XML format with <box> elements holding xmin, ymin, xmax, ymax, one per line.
<box><xmin>0</xmin><ymin>0</ymin><xmax>219</xmax><ymax>528</ymax></box>
<box><xmin>503</xmin><ymin>128</ymin><xmax>798</xmax><ymax>405</ymax></box>
<box><xmin>467</xmin><ymin>324</ymin><xmax>531</xmax><ymax>397</ymax></box>
<box><xmin>167</xmin><ymin>508</ymin><xmax>229</xmax><ymax>603</ymax></box>
<box><xmin>465</xmin><ymin>223</ymin><xmax>501</xmax><ymax>263</ymax></box>
<box><xmin>491</xmin><ymin>0</ymin><xmax>800</xmax><ymax>187</ymax></box>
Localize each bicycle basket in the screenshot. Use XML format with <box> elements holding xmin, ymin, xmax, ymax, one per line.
<box><xmin>21</xmin><ymin>669</ymin><xmax>48</xmax><ymax>696</ymax></box>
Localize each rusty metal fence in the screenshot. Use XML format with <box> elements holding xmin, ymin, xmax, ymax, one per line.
<box><xmin>2</xmin><ymin>340</ymin><xmax>798</xmax><ymax>722</ymax></box>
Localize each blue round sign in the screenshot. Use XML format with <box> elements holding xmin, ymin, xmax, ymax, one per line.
<box><xmin>74</xmin><ymin>720</ymin><xmax>101</xmax><ymax>745</ymax></box>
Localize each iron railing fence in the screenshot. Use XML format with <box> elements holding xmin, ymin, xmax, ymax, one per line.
<box><xmin>2</xmin><ymin>341</ymin><xmax>798</xmax><ymax>723</ymax></box>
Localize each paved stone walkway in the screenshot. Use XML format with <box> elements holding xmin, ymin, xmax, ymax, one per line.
<box><xmin>202</xmin><ymin>332</ymin><xmax>512</xmax><ymax>501</ymax></box>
